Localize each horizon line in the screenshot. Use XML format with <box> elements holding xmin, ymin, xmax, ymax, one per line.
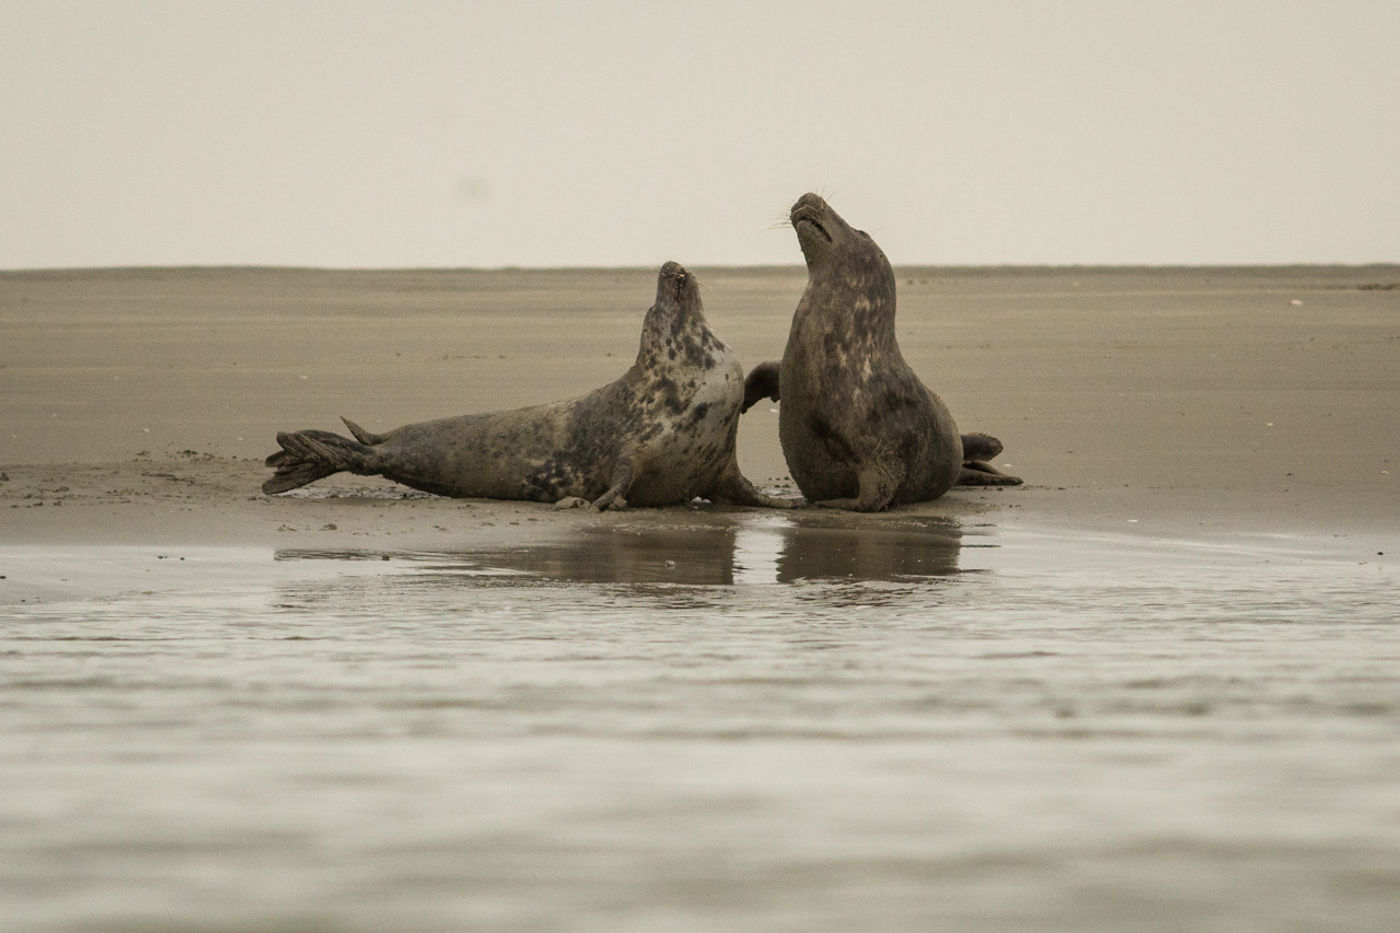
<box><xmin>5</xmin><ymin>260</ymin><xmax>1399</xmax><ymax>276</ymax></box>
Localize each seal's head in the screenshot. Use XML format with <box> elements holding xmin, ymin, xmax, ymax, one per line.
<box><xmin>790</xmin><ymin>193</ymin><xmax>886</xmax><ymax>274</ymax></box>
<box><xmin>653</xmin><ymin>260</ymin><xmax>700</xmax><ymax>315</ymax></box>
<box><xmin>639</xmin><ymin>261</ymin><xmax>715</xmax><ymax>364</ymax></box>
<box><xmin>789</xmin><ymin>194</ymin><xmax>896</xmax><ymax>332</ymax></box>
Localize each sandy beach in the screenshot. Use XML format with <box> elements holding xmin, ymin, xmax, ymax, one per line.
<box><xmin>2</xmin><ymin>265</ymin><xmax>1396</xmax><ymax>552</ymax></box>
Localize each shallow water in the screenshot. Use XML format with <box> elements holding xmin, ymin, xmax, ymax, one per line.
<box><xmin>2</xmin><ymin>515</ymin><xmax>1398</xmax><ymax>932</ymax></box>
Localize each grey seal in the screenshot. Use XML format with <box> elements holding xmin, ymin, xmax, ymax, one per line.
<box><xmin>742</xmin><ymin>193</ymin><xmax>1021</xmax><ymax>511</ymax></box>
<box><xmin>264</xmin><ymin>261</ymin><xmax>795</xmax><ymax>510</ymax></box>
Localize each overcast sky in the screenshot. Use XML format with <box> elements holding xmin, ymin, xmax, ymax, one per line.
<box><xmin>4</xmin><ymin>1</ymin><xmax>1397</xmax><ymax>269</ymax></box>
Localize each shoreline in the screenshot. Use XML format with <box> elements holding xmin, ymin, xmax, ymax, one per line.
<box><xmin>2</xmin><ymin>451</ymin><xmax>1390</xmax><ymax>551</ymax></box>
<box><xmin>4</xmin><ymin>452</ymin><xmax>1391</xmax><ymax>611</ymax></box>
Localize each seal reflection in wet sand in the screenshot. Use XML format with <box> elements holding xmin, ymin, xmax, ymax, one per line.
<box><xmin>743</xmin><ymin>193</ymin><xmax>1021</xmax><ymax>511</ymax></box>
<box><xmin>264</xmin><ymin>262</ymin><xmax>795</xmax><ymax>511</ymax></box>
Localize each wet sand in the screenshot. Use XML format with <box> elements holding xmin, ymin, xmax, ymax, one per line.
<box><xmin>2</xmin><ymin>265</ymin><xmax>1396</xmax><ymax>557</ymax></box>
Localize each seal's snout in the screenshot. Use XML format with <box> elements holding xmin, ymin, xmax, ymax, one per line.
<box><xmin>658</xmin><ymin>261</ymin><xmax>692</xmax><ymax>296</ymax></box>
<box><xmin>654</xmin><ymin>260</ymin><xmax>697</xmax><ymax>310</ymax></box>
<box><xmin>791</xmin><ymin>195</ymin><xmax>834</xmax><ymax>247</ymax></box>
<box><xmin>794</xmin><ymin>214</ymin><xmax>832</xmax><ymax>243</ymax></box>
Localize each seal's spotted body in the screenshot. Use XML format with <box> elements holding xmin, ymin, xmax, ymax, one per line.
<box><xmin>264</xmin><ymin>262</ymin><xmax>790</xmax><ymax>510</ymax></box>
<box><xmin>744</xmin><ymin>194</ymin><xmax>1020</xmax><ymax>511</ymax></box>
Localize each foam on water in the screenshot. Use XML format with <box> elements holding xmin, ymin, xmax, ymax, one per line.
<box><xmin>2</xmin><ymin>516</ymin><xmax>1397</xmax><ymax>932</ymax></box>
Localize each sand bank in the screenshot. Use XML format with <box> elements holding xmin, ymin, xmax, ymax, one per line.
<box><xmin>2</xmin><ymin>266</ymin><xmax>1396</xmax><ymax>554</ymax></box>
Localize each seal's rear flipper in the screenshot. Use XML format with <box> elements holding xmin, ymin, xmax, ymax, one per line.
<box><xmin>960</xmin><ymin>432</ymin><xmax>1004</xmax><ymax>461</ymax></box>
<box><xmin>262</xmin><ymin>456</ymin><xmax>337</xmax><ymax>495</ymax></box>
<box><xmin>957</xmin><ymin>462</ymin><xmax>1023</xmax><ymax>486</ymax></box>
<box><xmin>341</xmin><ymin>417</ymin><xmax>385</xmax><ymax>445</ymax></box>
<box><xmin>956</xmin><ymin>432</ymin><xmax>1021</xmax><ymax>486</ymax></box>
<box><xmin>262</xmin><ymin>429</ymin><xmax>379</xmax><ymax>495</ymax></box>
<box><xmin>742</xmin><ymin>361</ymin><xmax>781</xmax><ymax>413</ymax></box>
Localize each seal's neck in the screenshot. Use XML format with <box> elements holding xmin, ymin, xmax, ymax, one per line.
<box><xmin>634</xmin><ymin>306</ymin><xmax>724</xmax><ymax>373</ymax></box>
<box><xmin>795</xmin><ymin>258</ymin><xmax>899</xmax><ymax>348</ymax></box>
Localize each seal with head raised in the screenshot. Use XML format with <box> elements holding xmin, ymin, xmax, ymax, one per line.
<box><xmin>264</xmin><ymin>261</ymin><xmax>794</xmax><ymax>510</ymax></box>
<box><xmin>741</xmin><ymin>193</ymin><xmax>1020</xmax><ymax>511</ymax></box>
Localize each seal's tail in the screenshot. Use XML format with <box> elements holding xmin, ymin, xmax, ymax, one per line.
<box><xmin>262</xmin><ymin>427</ymin><xmax>378</xmax><ymax>494</ymax></box>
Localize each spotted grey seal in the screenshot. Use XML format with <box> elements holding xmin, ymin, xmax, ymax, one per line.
<box><xmin>742</xmin><ymin>193</ymin><xmax>1021</xmax><ymax>511</ymax></box>
<box><xmin>264</xmin><ymin>262</ymin><xmax>794</xmax><ymax>510</ymax></box>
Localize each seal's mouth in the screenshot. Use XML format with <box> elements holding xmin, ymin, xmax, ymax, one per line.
<box><xmin>794</xmin><ymin>216</ymin><xmax>833</xmax><ymax>244</ymax></box>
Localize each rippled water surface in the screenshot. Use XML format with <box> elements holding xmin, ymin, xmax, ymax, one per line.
<box><xmin>3</xmin><ymin>514</ymin><xmax>1398</xmax><ymax>932</ymax></box>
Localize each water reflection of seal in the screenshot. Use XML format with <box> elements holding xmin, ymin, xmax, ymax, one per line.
<box><xmin>263</xmin><ymin>262</ymin><xmax>794</xmax><ymax>510</ymax></box>
<box><xmin>772</xmin><ymin>518</ymin><xmax>962</xmax><ymax>581</ymax></box>
<box><xmin>743</xmin><ymin>193</ymin><xmax>1021</xmax><ymax>510</ymax></box>
<box><xmin>272</xmin><ymin>514</ymin><xmax>964</xmax><ymax>586</ymax></box>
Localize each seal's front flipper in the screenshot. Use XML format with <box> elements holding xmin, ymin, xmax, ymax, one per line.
<box><xmin>957</xmin><ymin>462</ymin><xmax>1023</xmax><ymax>486</ymax></box>
<box><xmin>262</xmin><ymin>429</ymin><xmax>379</xmax><ymax>495</ymax></box>
<box><xmin>815</xmin><ymin>465</ymin><xmax>897</xmax><ymax>512</ymax></box>
<box><xmin>590</xmin><ymin>459</ymin><xmax>635</xmax><ymax>511</ymax></box>
<box><xmin>742</xmin><ymin>361</ymin><xmax>781</xmax><ymax>413</ymax></box>
<box><xmin>552</xmin><ymin>496</ymin><xmax>590</xmax><ymax>510</ymax></box>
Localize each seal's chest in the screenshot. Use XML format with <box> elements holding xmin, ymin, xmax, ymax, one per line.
<box><xmin>689</xmin><ymin>351</ymin><xmax>742</xmax><ymax>412</ymax></box>
<box><xmin>656</xmin><ymin>357</ymin><xmax>740</xmax><ymax>440</ymax></box>
<box><xmin>627</xmin><ymin>351</ymin><xmax>741</xmax><ymax>499</ymax></box>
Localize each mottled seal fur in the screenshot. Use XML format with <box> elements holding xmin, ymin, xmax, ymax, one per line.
<box><xmin>264</xmin><ymin>262</ymin><xmax>794</xmax><ymax>510</ymax></box>
<box><xmin>742</xmin><ymin>194</ymin><xmax>1021</xmax><ymax>511</ymax></box>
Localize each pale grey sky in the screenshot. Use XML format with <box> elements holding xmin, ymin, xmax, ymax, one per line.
<box><xmin>4</xmin><ymin>0</ymin><xmax>1397</xmax><ymax>269</ymax></box>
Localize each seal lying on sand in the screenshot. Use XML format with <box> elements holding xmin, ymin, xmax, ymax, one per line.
<box><xmin>742</xmin><ymin>193</ymin><xmax>1021</xmax><ymax>511</ymax></box>
<box><xmin>264</xmin><ymin>262</ymin><xmax>794</xmax><ymax>510</ymax></box>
